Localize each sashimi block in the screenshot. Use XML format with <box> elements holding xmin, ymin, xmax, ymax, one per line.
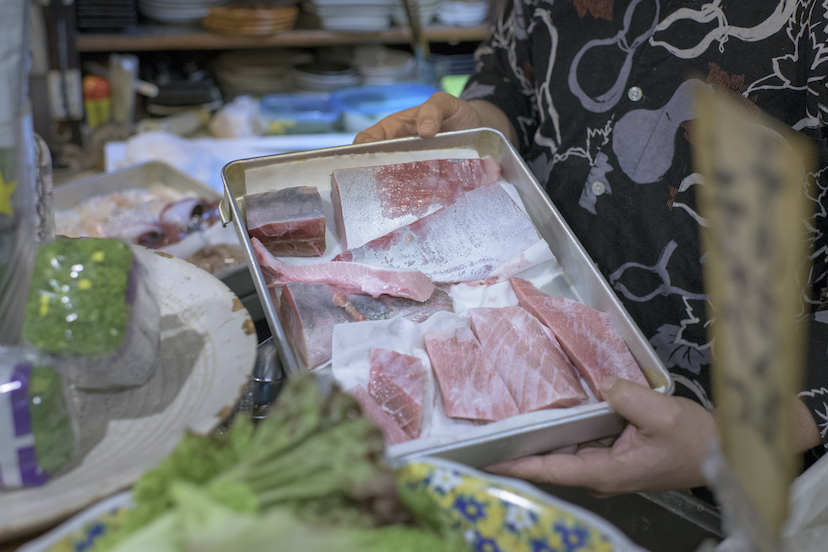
<box><xmin>331</xmin><ymin>157</ymin><xmax>502</xmax><ymax>250</ymax></box>
<box><xmin>279</xmin><ymin>282</ymin><xmax>453</xmax><ymax>369</ymax></box>
<box><xmin>349</xmin><ymin>385</ymin><xmax>410</xmax><ymax>445</ymax></box>
<box><xmin>469</xmin><ymin>306</ymin><xmax>587</xmax><ymax>412</ymax></box>
<box><xmin>334</xmin><ymin>182</ymin><xmax>540</xmax><ymax>284</ymax></box>
<box><xmin>368</xmin><ymin>348</ymin><xmax>423</xmax><ymax>439</ymax></box>
<box><xmin>510</xmin><ymin>277</ymin><xmax>648</xmax><ymax>400</ymax></box>
<box><xmin>252</xmin><ymin>236</ymin><xmax>435</xmax><ymax>302</ymax></box>
<box><xmin>245</xmin><ymin>186</ymin><xmax>326</xmax><ymax>257</ymax></box>
<box><xmin>424</xmin><ymin>326</ymin><xmax>520</xmax><ymax>422</ymax></box>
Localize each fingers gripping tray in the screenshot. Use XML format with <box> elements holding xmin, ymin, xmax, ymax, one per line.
<box><xmin>220</xmin><ymin>128</ymin><xmax>673</xmax><ymax>468</ymax></box>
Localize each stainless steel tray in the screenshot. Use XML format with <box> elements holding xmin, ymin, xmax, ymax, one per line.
<box><xmin>220</xmin><ymin>128</ymin><xmax>673</xmax><ymax>467</ymax></box>
<box><xmin>53</xmin><ymin>161</ymin><xmax>260</xmax><ymax>321</ymax></box>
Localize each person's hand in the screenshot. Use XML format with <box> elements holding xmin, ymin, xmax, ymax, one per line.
<box><xmin>486</xmin><ymin>378</ymin><xmax>718</xmax><ymax>497</ymax></box>
<box><xmin>354</xmin><ymin>92</ymin><xmax>484</xmax><ymax>144</ymax></box>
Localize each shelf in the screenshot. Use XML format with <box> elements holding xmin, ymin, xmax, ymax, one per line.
<box><xmin>76</xmin><ymin>24</ymin><xmax>490</xmax><ymax>52</ymax></box>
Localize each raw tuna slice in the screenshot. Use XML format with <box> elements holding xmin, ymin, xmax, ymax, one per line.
<box><xmin>252</xmin><ymin>237</ymin><xmax>435</xmax><ymax>301</ymax></box>
<box><xmin>332</xmin><ymin>157</ymin><xmax>502</xmax><ymax>250</ymax></box>
<box><xmin>334</xmin><ymin>182</ymin><xmax>540</xmax><ymax>284</ymax></box>
<box><xmin>510</xmin><ymin>277</ymin><xmax>648</xmax><ymax>400</ymax></box>
<box><xmin>245</xmin><ymin>186</ymin><xmax>326</xmax><ymax>257</ymax></box>
<box><xmin>349</xmin><ymin>386</ymin><xmax>410</xmax><ymax>444</ymax></box>
<box><xmin>424</xmin><ymin>327</ymin><xmax>520</xmax><ymax>422</ymax></box>
<box><xmin>368</xmin><ymin>348</ymin><xmax>423</xmax><ymax>439</ymax></box>
<box><xmin>280</xmin><ymin>282</ymin><xmax>453</xmax><ymax>369</ymax></box>
<box><xmin>469</xmin><ymin>306</ymin><xmax>587</xmax><ymax>412</ymax></box>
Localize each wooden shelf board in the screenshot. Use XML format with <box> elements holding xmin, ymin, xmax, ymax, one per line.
<box><xmin>76</xmin><ymin>25</ymin><xmax>490</xmax><ymax>52</ymax></box>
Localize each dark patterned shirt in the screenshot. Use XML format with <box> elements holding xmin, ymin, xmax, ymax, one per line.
<box><xmin>461</xmin><ymin>0</ymin><xmax>828</xmax><ymax>451</ymax></box>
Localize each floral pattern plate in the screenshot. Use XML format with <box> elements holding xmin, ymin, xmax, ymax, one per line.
<box><xmin>397</xmin><ymin>458</ymin><xmax>649</xmax><ymax>552</ymax></box>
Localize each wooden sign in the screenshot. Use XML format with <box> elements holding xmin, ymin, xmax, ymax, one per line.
<box><xmin>693</xmin><ymin>91</ymin><xmax>815</xmax><ymax>545</ymax></box>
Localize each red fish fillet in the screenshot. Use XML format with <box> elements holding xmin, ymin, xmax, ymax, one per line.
<box><xmin>334</xmin><ymin>182</ymin><xmax>540</xmax><ymax>284</ymax></box>
<box><xmin>252</xmin><ymin>237</ymin><xmax>435</xmax><ymax>301</ymax></box>
<box><xmin>368</xmin><ymin>348</ymin><xmax>423</xmax><ymax>439</ymax></box>
<box><xmin>331</xmin><ymin>157</ymin><xmax>502</xmax><ymax>250</ymax></box>
<box><xmin>424</xmin><ymin>326</ymin><xmax>520</xmax><ymax>422</ymax></box>
<box><xmin>349</xmin><ymin>385</ymin><xmax>410</xmax><ymax>445</ymax></box>
<box><xmin>469</xmin><ymin>306</ymin><xmax>587</xmax><ymax>412</ymax></box>
<box><xmin>245</xmin><ymin>186</ymin><xmax>326</xmax><ymax>257</ymax></box>
<box><xmin>510</xmin><ymin>277</ymin><xmax>648</xmax><ymax>400</ymax></box>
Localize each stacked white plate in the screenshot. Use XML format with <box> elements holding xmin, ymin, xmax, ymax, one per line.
<box><xmin>352</xmin><ymin>46</ymin><xmax>416</xmax><ymax>85</ymax></box>
<box><xmin>311</xmin><ymin>0</ymin><xmax>394</xmax><ymax>32</ymax></box>
<box><xmin>437</xmin><ymin>0</ymin><xmax>489</xmax><ymax>26</ymax></box>
<box><xmin>213</xmin><ymin>49</ymin><xmax>314</xmax><ymax>97</ymax></box>
<box><xmin>391</xmin><ymin>0</ymin><xmax>442</xmax><ymax>27</ymax></box>
<box><xmin>137</xmin><ymin>0</ymin><xmax>230</xmax><ymax>24</ymax></box>
<box><xmin>292</xmin><ymin>61</ymin><xmax>362</xmax><ymax>92</ymax></box>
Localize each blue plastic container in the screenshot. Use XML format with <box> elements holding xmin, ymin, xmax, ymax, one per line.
<box><xmin>329</xmin><ymin>83</ymin><xmax>438</xmax><ymax>132</ymax></box>
<box><xmin>259</xmin><ymin>93</ymin><xmax>341</xmax><ymax>135</ymax></box>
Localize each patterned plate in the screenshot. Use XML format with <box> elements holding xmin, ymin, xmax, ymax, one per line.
<box><xmin>397</xmin><ymin>458</ymin><xmax>649</xmax><ymax>552</ymax></box>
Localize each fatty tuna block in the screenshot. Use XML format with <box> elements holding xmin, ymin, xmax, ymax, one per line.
<box><xmin>253</xmin><ymin>237</ymin><xmax>435</xmax><ymax>301</ymax></box>
<box><xmin>424</xmin><ymin>326</ymin><xmax>520</xmax><ymax>422</ymax></box>
<box><xmin>349</xmin><ymin>386</ymin><xmax>410</xmax><ymax>445</ymax></box>
<box><xmin>368</xmin><ymin>348</ymin><xmax>423</xmax><ymax>440</ymax></box>
<box><xmin>335</xmin><ymin>182</ymin><xmax>540</xmax><ymax>284</ymax></box>
<box><xmin>469</xmin><ymin>306</ymin><xmax>587</xmax><ymax>412</ymax></box>
<box><xmin>331</xmin><ymin>157</ymin><xmax>501</xmax><ymax>250</ymax></box>
<box><xmin>280</xmin><ymin>282</ymin><xmax>453</xmax><ymax>369</ymax></box>
<box><xmin>510</xmin><ymin>277</ymin><xmax>648</xmax><ymax>400</ymax></box>
<box><xmin>245</xmin><ymin>186</ymin><xmax>326</xmax><ymax>257</ymax></box>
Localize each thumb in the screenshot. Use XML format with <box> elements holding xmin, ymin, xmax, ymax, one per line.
<box><xmin>601</xmin><ymin>378</ymin><xmax>678</xmax><ymax>432</ymax></box>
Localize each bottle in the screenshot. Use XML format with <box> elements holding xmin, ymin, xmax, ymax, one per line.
<box><xmin>82</xmin><ymin>75</ymin><xmax>111</xmax><ymax>129</ymax></box>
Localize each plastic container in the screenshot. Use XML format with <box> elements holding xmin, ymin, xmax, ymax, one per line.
<box><xmin>329</xmin><ymin>83</ymin><xmax>437</xmax><ymax>132</ymax></box>
<box><xmin>259</xmin><ymin>93</ymin><xmax>340</xmax><ymax>135</ymax></box>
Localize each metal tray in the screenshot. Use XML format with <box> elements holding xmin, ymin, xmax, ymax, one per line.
<box><xmin>53</xmin><ymin>161</ymin><xmax>261</xmax><ymax>323</ymax></box>
<box><xmin>220</xmin><ymin>128</ymin><xmax>673</xmax><ymax>467</ymax></box>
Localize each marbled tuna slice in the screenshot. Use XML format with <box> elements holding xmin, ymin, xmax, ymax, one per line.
<box><xmin>279</xmin><ymin>282</ymin><xmax>453</xmax><ymax>369</ymax></box>
<box><xmin>510</xmin><ymin>277</ymin><xmax>648</xmax><ymax>400</ymax></box>
<box><xmin>331</xmin><ymin>157</ymin><xmax>501</xmax><ymax>250</ymax></box>
<box><xmin>424</xmin><ymin>327</ymin><xmax>520</xmax><ymax>422</ymax></box>
<box><xmin>253</xmin><ymin>237</ymin><xmax>435</xmax><ymax>301</ymax></box>
<box><xmin>349</xmin><ymin>385</ymin><xmax>410</xmax><ymax>445</ymax></box>
<box><xmin>334</xmin><ymin>183</ymin><xmax>539</xmax><ymax>284</ymax></box>
<box><xmin>469</xmin><ymin>306</ymin><xmax>587</xmax><ymax>412</ymax></box>
<box><xmin>245</xmin><ymin>186</ymin><xmax>326</xmax><ymax>257</ymax></box>
<box><xmin>368</xmin><ymin>348</ymin><xmax>423</xmax><ymax>439</ymax></box>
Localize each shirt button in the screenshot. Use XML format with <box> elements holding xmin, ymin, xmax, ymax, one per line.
<box><xmin>591</xmin><ymin>181</ymin><xmax>605</xmax><ymax>195</ymax></box>
<box><xmin>627</xmin><ymin>86</ymin><xmax>643</xmax><ymax>102</ymax></box>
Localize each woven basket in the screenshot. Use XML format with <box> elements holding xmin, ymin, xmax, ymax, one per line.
<box><xmin>202</xmin><ymin>5</ymin><xmax>299</xmax><ymax>35</ymax></box>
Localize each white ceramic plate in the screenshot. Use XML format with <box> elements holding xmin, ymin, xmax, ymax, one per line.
<box><xmin>0</xmin><ymin>246</ymin><xmax>257</xmax><ymax>540</ymax></box>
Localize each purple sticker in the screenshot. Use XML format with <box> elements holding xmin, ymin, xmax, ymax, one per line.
<box><xmin>10</xmin><ymin>362</ymin><xmax>32</xmax><ymax>437</ymax></box>
<box><xmin>18</xmin><ymin>445</ymin><xmax>49</xmax><ymax>487</ymax></box>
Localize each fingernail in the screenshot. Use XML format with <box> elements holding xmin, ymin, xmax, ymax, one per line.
<box><xmin>420</xmin><ymin>119</ymin><xmax>437</xmax><ymax>132</ymax></box>
<box><xmin>598</xmin><ymin>376</ymin><xmax>618</xmax><ymax>394</ymax></box>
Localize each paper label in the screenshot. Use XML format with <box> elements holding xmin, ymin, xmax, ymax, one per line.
<box><xmin>693</xmin><ymin>91</ymin><xmax>815</xmax><ymax>542</ymax></box>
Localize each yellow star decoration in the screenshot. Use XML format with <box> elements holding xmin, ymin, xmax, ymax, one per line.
<box><xmin>0</xmin><ymin>171</ymin><xmax>17</xmax><ymax>217</ymax></box>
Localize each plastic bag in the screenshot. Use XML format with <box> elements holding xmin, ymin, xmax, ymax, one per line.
<box><xmin>20</xmin><ymin>237</ymin><xmax>161</xmax><ymax>390</ymax></box>
<box><xmin>0</xmin><ymin>346</ymin><xmax>106</xmax><ymax>489</ymax></box>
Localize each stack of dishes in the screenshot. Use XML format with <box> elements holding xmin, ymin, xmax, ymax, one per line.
<box><xmin>437</xmin><ymin>0</ymin><xmax>489</xmax><ymax>26</ymax></box>
<box><xmin>76</xmin><ymin>0</ymin><xmax>138</xmax><ymax>30</ymax></box>
<box><xmin>137</xmin><ymin>0</ymin><xmax>229</xmax><ymax>24</ymax></box>
<box><xmin>310</xmin><ymin>0</ymin><xmax>394</xmax><ymax>32</ymax></box>
<box><xmin>201</xmin><ymin>5</ymin><xmax>300</xmax><ymax>35</ymax></box>
<box><xmin>291</xmin><ymin>62</ymin><xmax>361</xmax><ymax>93</ymax></box>
<box><xmin>213</xmin><ymin>49</ymin><xmax>314</xmax><ymax>98</ymax></box>
<box><xmin>390</xmin><ymin>0</ymin><xmax>442</xmax><ymax>27</ymax></box>
<box><xmin>352</xmin><ymin>46</ymin><xmax>416</xmax><ymax>85</ymax></box>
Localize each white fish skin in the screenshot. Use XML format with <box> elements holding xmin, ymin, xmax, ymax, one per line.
<box><xmin>331</xmin><ymin>157</ymin><xmax>502</xmax><ymax>250</ymax></box>
<box><xmin>335</xmin><ymin>182</ymin><xmax>540</xmax><ymax>284</ymax></box>
<box><xmin>252</xmin><ymin>237</ymin><xmax>435</xmax><ymax>302</ymax></box>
